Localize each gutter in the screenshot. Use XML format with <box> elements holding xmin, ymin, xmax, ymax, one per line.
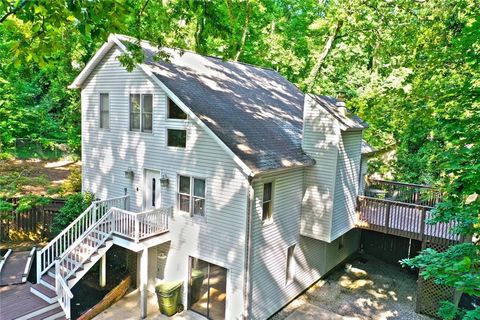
<box><xmin>243</xmin><ymin>174</ymin><xmax>255</xmax><ymax>319</ymax></box>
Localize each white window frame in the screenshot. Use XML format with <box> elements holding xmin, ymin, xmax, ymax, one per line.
<box><xmin>261</xmin><ymin>181</ymin><xmax>274</xmax><ymax>223</ymax></box>
<box><xmin>177</xmin><ymin>175</ymin><xmax>206</xmax><ymax>217</ymax></box>
<box><xmin>286</xmin><ymin>244</ymin><xmax>296</xmax><ymax>285</ymax></box>
<box><xmin>129</xmin><ymin>93</ymin><xmax>153</xmax><ymax>133</ymax></box>
<box><xmin>167</xmin><ymin>97</ymin><xmax>188</xmax><ymax>120</ymax></box>
<box><xmin>166</xmin><ymin>128</ymin><xmax>187</xmax><ymax>148</ymax></box>
<box><xmin>99</xmin><ymin>92</ymin><xmax>110</xmax><ymax>130</ymax></box>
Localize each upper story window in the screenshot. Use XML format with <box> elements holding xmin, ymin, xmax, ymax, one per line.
<box><xmin>99</xmin><ymin>93</ymin><xmax>109</xmax><ymax>129</ymax></box>
<box><xmin>167</xmin><ymin>129</ymin><xmax>187</xmax><ymax>148</ymax></box>
<box><xmin>177</xmin><ymin>175</ymin><xmax>206</xmax><ymax>216</ymax></box>
<box><xmin>167</xmin><ymin>98</ymin><xmax>187</xmax><ymax>120</ymax></box>
<box><xmin>262</xmin><ymin>182</ymin><xmax>273</xmax><ymax>222</ymax></box>
<box><xmin>130</xmin><ymin>94</ymin><xmax>152</xmax><ymax>132</ymax></box>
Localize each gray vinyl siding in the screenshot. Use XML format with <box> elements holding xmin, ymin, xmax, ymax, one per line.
<box><xmin>300</xmin><ymin>95</ymin><xmax>340</xmax><ymax>242</ymax></box>
<box><xmin>81</xmin><ymin>46</ymin><xmax>248</xmax><ymax>319</ymax></box>
<box><xmin>331</xmin><ymin>131</ymin><xmax>362</xmax><ymax>240</ymax></box>
<box><xmin>250</xmin><ymin>169</ymin><xmax>317</xmax><ymax>319</ymax></box>
<box><xmin>249</xmin><ymin>168</ymin><xmax>360</xmax><ymax>319</ymax></box>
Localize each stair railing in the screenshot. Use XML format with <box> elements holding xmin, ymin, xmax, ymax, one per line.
<box><xmin>55</xmin><ymin>208</ymin><xmax>115</xmax><ymax>320</ymax></box>
<box><xmin>56</xmin><ymin>264</ymin><xmax>73</xmax><ymax>320</ymax></box>
<box><xmin>37</xmin><ymin>195</ymin><xmax>128</xmax><ymax>279</ymax></box>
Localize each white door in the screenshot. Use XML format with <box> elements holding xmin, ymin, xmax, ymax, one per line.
<box><xmin>144</xmin><ymin>170</ymin><xmax>161</xmax><ymax>210</ymax></box>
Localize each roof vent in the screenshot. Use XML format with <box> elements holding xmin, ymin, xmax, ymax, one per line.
<box><xmin>336</xmin><ymin>94</ymin><xmax>347</xmax><ymax>116</ymax></box>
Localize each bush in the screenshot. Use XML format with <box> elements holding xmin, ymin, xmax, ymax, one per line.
<box><xmin>52</xmin><ymin>192</ymin><xmax>94</xmax><ymax>235</ymax></box>
<box><xmin>62</xmin><ymin>166</ymin><xmax>81</xmax><ymax>194</ymax></box>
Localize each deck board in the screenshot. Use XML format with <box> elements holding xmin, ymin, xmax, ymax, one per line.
<box><xmin>0</xmin><ymin>251</ymin><xmax>30</xmax><ymax>286</ymax></box>
<box><xmin>0</xmin><ymin>284</ymin><xmax>52</xmax><ymax>320</ymax></box>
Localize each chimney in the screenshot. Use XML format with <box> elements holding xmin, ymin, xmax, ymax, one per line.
<box><xmin>336</xmin><ymin>93</ymin><xmax>347</xmax><ymax>116</ymax></box>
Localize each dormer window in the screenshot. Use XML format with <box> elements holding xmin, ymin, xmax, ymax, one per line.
<box><xmin>167</xmin><ymin>98</ymin><xmax>187</xmax><ymax>120</ymax></box>
<box><xmin>130</xmin><ymin>94</ymin><xmax>153</xmax><ymax>132</ymax></box>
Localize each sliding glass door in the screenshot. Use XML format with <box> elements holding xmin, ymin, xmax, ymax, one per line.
<box><xmin>189</xmin><ymin>257</ymin><xmax>227</xmax><ymax>319</ymax></box>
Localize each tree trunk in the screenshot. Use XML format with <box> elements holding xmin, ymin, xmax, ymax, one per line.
<box><xmin>305</xmin><ymin>19</ymin><xmax>343</xmax><ymax>91</ymax></box>
<box><xmin>234</xmin><ymin>1</ymin><xmax>250</xmax><ymax>61</ymax></box>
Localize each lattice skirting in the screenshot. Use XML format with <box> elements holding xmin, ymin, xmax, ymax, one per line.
<box><xmin>416</xmin><ymin>242</ymin><xmax>456</xmax><ymax>318</ymax></box>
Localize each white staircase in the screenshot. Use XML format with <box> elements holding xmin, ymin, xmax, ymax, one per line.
<box><xmin>30</xmin><ymin>195</ymin><xmax>171</xmax><ymax>319</ymax></box>
<box><xmin>31</xmin><ymin>196</ymin><xmax>128</xmax><ymax>319</ymax></box>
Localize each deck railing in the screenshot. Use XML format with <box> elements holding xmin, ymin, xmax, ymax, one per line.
<box><xmin>111</xmin><ymin>207</ymin><xmax>171</xmax><ymax>242</ymax></box>
<box><xmin>357</xmin><ymin>196</ymin><xmax>461</xmax><ymax>246</ymax></box>
<box><xmin>37</xmin><ymin>195</ymin><xmax>128</xmax><ymax>279</ymax></box>
<box><xmin>365</xmin><ymin>178</ymin><xmax>442</xmax><ymax>207</ymax></box>
<box><xmin>54</xmin><ymin>205</ymin><xmax>171</xmax><ymax>319</ymax></box>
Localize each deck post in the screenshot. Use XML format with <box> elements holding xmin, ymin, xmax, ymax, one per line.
<box><xmin>99</xmin><ymin>254</ymin><xmax>106</xmax><ymax>287</ymax></box>
<box><xmin>384</xmin><ymin>202</ymin><xmax>391</xmax><ymax>234</ymax></box>
<box><xmin>419</xmin><ymin>208</ymin><xmax>427</xmax><ymax>241</ymax></box>
<box><xmin>139</xmin><ymin>248</ymin><xmax>148</xmax><ymax>319</ymax></box>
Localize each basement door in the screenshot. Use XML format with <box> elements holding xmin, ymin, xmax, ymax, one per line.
<box><xmin>188</xmin><ymin>257</ymin><xmax>227</xmax><ymax>319</ymax></box>
<box><xmin>144</xmin><ymin>169</ymin><xmax>161</xmax><ymax>210</ymax></box>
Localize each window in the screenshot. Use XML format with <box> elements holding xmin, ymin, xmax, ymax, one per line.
<box><xmin>99</xmin><ymin>93</ymin><xmax>109</xmax><ymax>129</ymax></box>
<box><xmin>167</xmin><ymin>98</ymin><xmax>187</xmax><ymax>119</ymax></box>
<box><xmin>262</xmin><ymin>182</ymin><xmax>273</xmax><ymax>222</ymax></box>
<box><xmin>167</xmin><ymin>129</ymin><xmax>187</xmax><ymax>148</ymax></box>
<box><xmin>177</xmin><ymin>175</ymin><xmax>206</xmax><ymax>216</ymax></box>
<box><xmin>130</xmin><ymin>93</ymin><xmax>153</xmax><ymax>132</ymax></box>
<box><xmin>286</xmin><ymin>244</ymin><xmax>296</xmax><ymax>284</ymax></box>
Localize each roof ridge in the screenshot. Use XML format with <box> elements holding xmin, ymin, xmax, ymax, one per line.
<box><xmin>112</xmin><ymin>33</ymin><xmax>277</xmax><ymax>73</ymax></box>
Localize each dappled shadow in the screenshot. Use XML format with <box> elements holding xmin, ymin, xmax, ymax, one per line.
<box><xmin>293</xmin><ymin>255</ymin><xmax>430</xmax><ymax>320</ymax></box>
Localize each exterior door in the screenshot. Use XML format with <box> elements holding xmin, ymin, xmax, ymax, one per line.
<box><xmin>189</xmin><ymin>257</ymin><xmax>227</xmax><ymax>319</ymax></box>
<box><xmin>144</xmin><ymin>170</ymin><xmax>161</xmax><ymax>210</ymax></box>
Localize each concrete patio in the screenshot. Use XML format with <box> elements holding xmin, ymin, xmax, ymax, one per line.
<box><xmin>93</xmin><ymin>289</ymin><xmax>206</xmax><ymax>320</ymax></box>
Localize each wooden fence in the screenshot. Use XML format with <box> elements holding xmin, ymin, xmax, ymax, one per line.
<box><xmin>0</xmin><ymin>198</ymin><xmax>65</xmax><ymax>241</ymax></box>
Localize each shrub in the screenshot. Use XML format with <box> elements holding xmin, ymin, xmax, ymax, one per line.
<box><xmin>62</xmin><ymin>166</ymin><xmax>81</xmax><ymax>194</ymax></box>
<box><xmin>52</xmin><ymin>192</ymin><xmax>94</xmax><ymax>235</ymax></box>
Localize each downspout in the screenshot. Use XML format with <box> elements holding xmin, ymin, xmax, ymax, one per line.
<box><xmin>243</xmin><ymin>174</ymin><xmax>255</xmax><ymax>319</ymax></box>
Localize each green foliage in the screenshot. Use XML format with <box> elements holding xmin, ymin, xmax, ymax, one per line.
<box><xmin>61</xmin><ymin>166</ymin><xmax>82</xmax><ymax>194</ymax></box>
<box><xmin>15</xmin><ymin>194</ymin><xmax>52</xmax><ymax>212</ymax></box>
<box><xmin>51</xmin><ymin>192</ymin><xmax>94</xmax><ymax>236</ymax></box>
<box><xmin>2</xmin><ymin>1</ymin><xmax>479</xmax><ymax>317</ymax></box>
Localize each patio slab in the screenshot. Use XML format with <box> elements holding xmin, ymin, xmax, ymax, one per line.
<box><xmin>93</xmin><ymin>289</ymin><xmax>206</xmax><ymax>320</ymax></box>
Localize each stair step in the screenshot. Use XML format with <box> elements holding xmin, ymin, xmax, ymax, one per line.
<box><xmin>31</xmin><ymin>283</ymin><xmax>57</xmax><ymax>303</ymax></box>
<box><xmin>39</xmin><ymin>274</ymin><xmax>56</xmax><ymax>290</ymax></box>
<box><xmin>28</xmin><ymin>306</ymin><xmax>65</xmax><ymax>320</ymax></box>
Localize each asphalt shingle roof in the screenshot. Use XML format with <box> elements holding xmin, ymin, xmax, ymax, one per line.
<box><xmin>117</xmin><ymin>35</ymin><xmax>367</xmax><ymax>174</ymax></box>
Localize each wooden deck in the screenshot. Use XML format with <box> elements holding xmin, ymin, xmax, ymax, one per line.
<box><xmin>357</xmin><ymin>196</ymin><xmax>462</xmax><ymax>246</ymax></box>
<box><xmin>0</xmin><ymin>250</ymin><xmax>30</xmax><ymax>286</ymax></box>
<box><xmin>0</xmin><ymin>284</ymin><xmax>54</xmax><ymax>320</ymax></box>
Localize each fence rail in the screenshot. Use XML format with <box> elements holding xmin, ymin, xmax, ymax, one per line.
<box><xmin>365</xmin><ymin>178</ymin><xmax>442</xmax><ymax>207</ymax></box>
<box><xmin>0</xmin><ymin>199</ymin><xmax>65</xmax><ymax>241</ymax></box>
<box><xmin>356</xmin><ymin>196</ymin><xmax>462</xmax><ymax>246</ymax></box>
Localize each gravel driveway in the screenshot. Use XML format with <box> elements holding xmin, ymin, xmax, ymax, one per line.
<box><xmin>272</xmin><ymin>254</ymin><xmax>432</xmax><ymax>320</ymax></box>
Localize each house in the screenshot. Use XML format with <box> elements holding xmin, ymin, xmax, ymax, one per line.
<box><xmin>31</xmin><ymin>34</ymin><xmax>371</xmax><ymax>320</ymax></box>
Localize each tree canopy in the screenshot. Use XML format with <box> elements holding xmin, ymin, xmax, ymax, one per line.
<box><xmin>0</xmin><ymin>1</ymin><xmax>478</xmax><ymax>318</ymax></box>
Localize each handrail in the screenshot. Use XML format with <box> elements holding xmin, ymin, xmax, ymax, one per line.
<box><xmin>40</xmin><ymin>202</ymin><xmax>95</xmax><ymax>255</ymax></box>
<box><xmin>37</xmin><ymin>195</ymin><xmax>128</xmax><ymax>279</ymax></box>
<box><xmin>367</xmin><ymin>178</ymin><xmax>434</xmax><ymax>189</ymax></box>
<box><xmin>56</xmin><ymin>261</ymin><xmax>73</xmax><ymax>319</ymax></box>
<box><xmin>357</xmin><ymin>195</ymin><xmax>434</xmax><ymax>209</ymax></box>
<box><xmin>58</xmin><ymin>210</ymin><xmax>113</xmax><ymax>275</ymax></box>
<box><xmin>40</xmin><ymin>195</ymin><xmax>128</xmax><ymax>255</ymax></box>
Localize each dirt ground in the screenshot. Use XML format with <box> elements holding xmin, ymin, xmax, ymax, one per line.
<box><xmin>0</xmin><ymin>158</ymin><xmax>80</xmax><ymax>197</ymax></box>
<box><xmin>272</xmin><ymin>254</ymin><xmax>432</xmax><ymax>320</ymax></box>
